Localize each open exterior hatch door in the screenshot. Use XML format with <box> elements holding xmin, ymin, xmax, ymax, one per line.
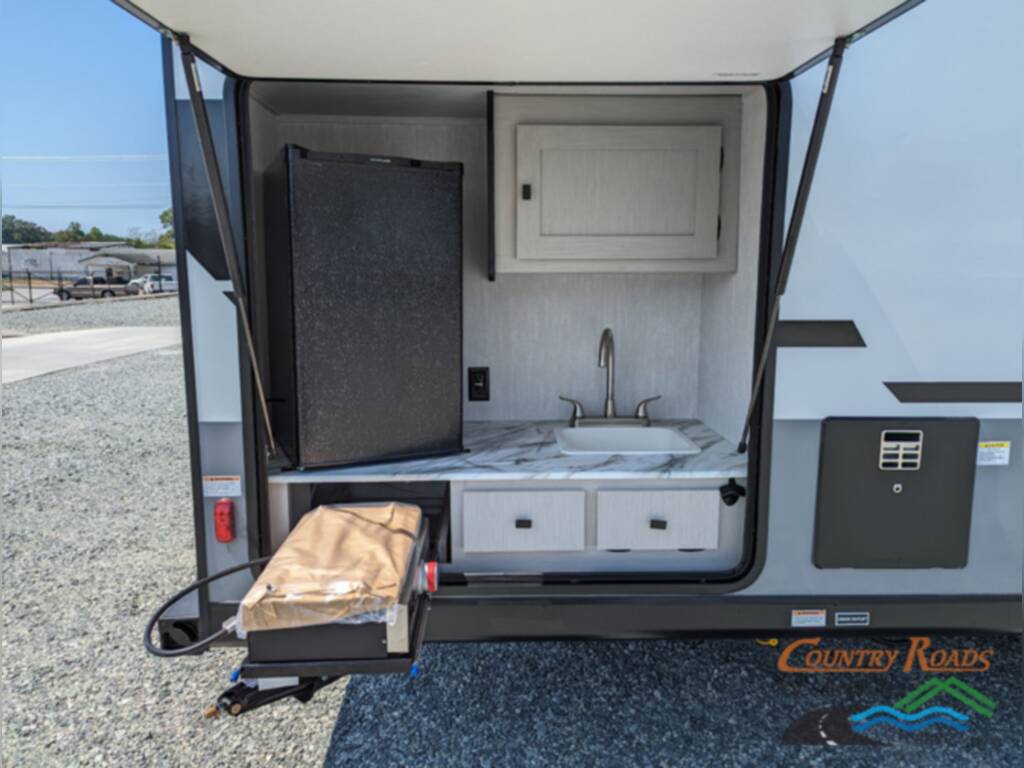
<box><xmin>115</xmin><ymin>0</ymin><xmax>921</xmax><ymax>82</ymax></box>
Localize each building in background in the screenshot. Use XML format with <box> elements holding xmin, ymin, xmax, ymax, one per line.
<box><xmin>1</xmin><ymin>242</ymin><xmax>126</xmax><ymax>277</ymax></box>
<box><xmin>2</xmin><ymin>242</ymin><xmax>176</xmax><ymax>281</ymax></box>
<box><xmin>78</xmin><ymin>246</ymin><xmax>177</xmax><ymax>281</ymax></box>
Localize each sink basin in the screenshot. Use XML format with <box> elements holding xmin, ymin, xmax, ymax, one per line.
<box><xmin>554</xmin><ymin>425</ymin><xmax>701</xmax><ymax>455</ymax></box>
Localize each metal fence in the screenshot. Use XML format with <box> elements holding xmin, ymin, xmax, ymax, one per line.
<box><xmin>1</xmin><ymin>269</ymin><xmax>68</xmax><ymax>306</ymax></box>
<box><xmin>1</xmin><ymin>262</ymin><xmax>172</xmax><ymax>306</ymax></box>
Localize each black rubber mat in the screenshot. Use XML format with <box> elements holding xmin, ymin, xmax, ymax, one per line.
<box><xmin>324</xmin><ymin>636</ymin><xmax>1021</xmax><ymax>767</ymax></box>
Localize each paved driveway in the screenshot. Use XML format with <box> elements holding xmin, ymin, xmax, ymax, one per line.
<box><xmin>2</xmin><ymin>299</ymin><xmax>340</xmax><ymax>767</ymax></box>
<box><xmin>0</xmin><ymin>326</ymin><xmax>180</xmax><ymax>383</ymax></box>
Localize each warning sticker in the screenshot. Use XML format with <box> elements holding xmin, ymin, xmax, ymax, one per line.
<box><xmin>977</xmin><ymin>441</ymin><xmax>1011</xmax><ymax>467</ymax></box>
<box><xmin>790</xmin><ymin>609</ymin><xmax>827</xmax><ymax>628</ymax></box>
<box><xmin>203</xmin><ymin>475</ymin><xmax>242</xmax><ymax>497</ymax></box>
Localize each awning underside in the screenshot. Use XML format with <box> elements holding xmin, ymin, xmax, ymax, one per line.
<box><xmin>123</xmin><ymin>0</ymin><xmax>914</xmax><ymax>82</ymax></box>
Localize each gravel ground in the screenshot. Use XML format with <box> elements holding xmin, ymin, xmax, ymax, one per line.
<box><xmin>1</xmin><ymin>300</ymin><xmax>343</xmax><ymax>766</ymax></box>
<box><xmin>0</xmin><ymin>295</ymin><xmax>181</xmax><ymax>335</ymax></box>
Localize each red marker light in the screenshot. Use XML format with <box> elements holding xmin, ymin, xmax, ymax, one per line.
<box><xmin>214</xmin><ymin>498</ymin><xmax>235</xmax><ymax>543</ymax></box>
<box><xmin>423</xmin><ymin>561</ymin><xmax>438</xmax><ymax>593</ymax></box>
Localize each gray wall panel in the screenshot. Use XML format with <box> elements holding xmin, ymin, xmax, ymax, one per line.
<box><xmin>697</xmin><ymin>89</ymin><xmax>766</xmax><ymax>444</ymax></box>
<box><xmin>256</xmin><ymin>113</ymin><xmax>710</xmax><ymax>422</ymax></box>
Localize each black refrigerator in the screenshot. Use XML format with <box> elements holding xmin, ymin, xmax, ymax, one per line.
<box><xmin>265</xmin><ymin>145</ymin><xmax>463</xmax><ymax>469</ymax></box>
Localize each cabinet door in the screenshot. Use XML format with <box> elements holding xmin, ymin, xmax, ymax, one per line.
<box><xmin>462</xmin><ymin>490</ymin><xmax>586</xmax><ymax>553</ymax></box>
<box><xmin>595</xmin><ymin>489</ymin><xmax>720</xmax><ymax>550</ymax></box>
<box><xmin>516</xmin><ymin>125</ymin><xmax>722</xmax><ymax>266</ymax></box>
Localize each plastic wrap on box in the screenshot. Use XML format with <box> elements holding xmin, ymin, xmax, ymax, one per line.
<box><xmin>237</xmin><ymin>502</ymin><xmax>421</xmax><ymax>635</ymax></box>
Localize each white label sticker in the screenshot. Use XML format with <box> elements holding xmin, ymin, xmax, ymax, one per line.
<box><xmin>977</xmin><ymin>441</ymin><xmax>1011</xmax><ymax>466</ymax></box>
<box><xmin>202</xmin><ymin>475</ymin><xmax>242</xmax><ymax>497</ymax></box>
<box><xmin>834</xmin><ymin>611</ymin><xmax>871</xmax><ymax>627</ymax></box>
<box><xmin>791</xmin><ymin>609</ymin><xmax>827</xmax><ymax>628</ymax></box>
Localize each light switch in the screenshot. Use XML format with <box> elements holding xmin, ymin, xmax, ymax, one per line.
<box><xmin>468</xmin><ymin>367</ymin><xmax>489</xmax><ymax>401</ymax></box>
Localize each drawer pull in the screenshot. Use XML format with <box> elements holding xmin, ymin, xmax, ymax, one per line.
<box><xmin>649</xmin><ymin>518</ymin><xmax>668</xmax><ymax>531</ymax></box>
<box><xmin>514</xmin><ymin>518</ymin><xmax>533</xmax><ymax>529</ymax></box>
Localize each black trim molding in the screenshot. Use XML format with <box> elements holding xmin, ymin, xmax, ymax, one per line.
<box><xmin>486</xmin><ymin>90</ymin><xmax>496</xmax><ymax>282</ymax></box>
<box><xmin>775</xmin><ymin>320</ymin><xmax>865</xmax><ymax>348</ymax></box>
<box><xmin>426</xmin><ymin>594</ymin><xmax>1021</xmax><ymax>641</ymax></box>
<box><xmin>169</xmin><ymin>594</ymin><xmax>1022</xmax><ymax>652</ymax></box>
<box><xmin>885</xmin><ymin>382</ymin><xmax>1023</xmax><ymax>404</ymax></box>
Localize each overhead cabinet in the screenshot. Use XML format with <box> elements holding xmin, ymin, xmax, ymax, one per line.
<box><xmin>517</xmin><ymin>124</ymin><xmax>722</xmax><ymax>264</ymax></box>
<box><xmin>494</xmin><ymin>94</ymin><xmax>739</xmax><ymax>274</ymax></box>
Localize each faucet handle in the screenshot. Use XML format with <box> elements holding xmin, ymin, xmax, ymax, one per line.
<box><xmin>634</xmin><ymin>395</ymin><xmax>662</xmax><ymax>421</ymax></box>
<box><xmin>558</xmin><ymin>395</ymin><xmax>586</xmax><ymax>427</ymax></box>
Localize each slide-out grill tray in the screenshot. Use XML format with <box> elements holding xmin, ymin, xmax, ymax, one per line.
<box><xmin>242</xmin><ymin>523</ymin><xmax>430</xmax><ymax>678</ymax></box>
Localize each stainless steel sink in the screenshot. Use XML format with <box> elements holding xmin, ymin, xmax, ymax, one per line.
<box><xmin>554</xmin><ymin>425</ymin><xmax>701</xmax><ymax>455</ymax></box>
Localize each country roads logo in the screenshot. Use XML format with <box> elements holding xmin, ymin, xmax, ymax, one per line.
<box><xmin>777</xmin><ymin>637</ymin><xmax>999</xmax><ymax>746</ymax></box>
<box><xmin>777</xmin><ymin>636</ymin><xmax>994</xmax><ymax>674</ymax></box>
<box><xmin>850</xmin><ymin>677</ymin><xmax>997</xmax><ymax>734</ymax></box>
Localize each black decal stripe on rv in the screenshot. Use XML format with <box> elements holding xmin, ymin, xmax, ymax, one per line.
<box><xmin>774</xmin><ymin>320</ymin><xmax>865</xmax><ymax>348</ymax></box>
<box><xmin>884</xmin><ymin>382</ymin><xmax>1023</xmax><ymax>403</ymax></box>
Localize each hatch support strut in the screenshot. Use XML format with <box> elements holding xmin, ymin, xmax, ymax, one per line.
<box><xmin>738</xmin><ymin>38</ymin><xmax>849</xmax><ymax>453</ymax></box>
<box><xmin>176</xmin><ymin>35</ymin><xmax>278</xmax><ymax>456</ymax></box>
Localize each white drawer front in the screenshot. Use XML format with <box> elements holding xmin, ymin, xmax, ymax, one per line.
<box><xmin>462</xmin><ymin>490</ymin><xmax>586</xmax><ymax>553</ymax></box>
<box><xmin>596</xmin><ymin>490</ymin><xmax>720</xmax><ymax>551</ymax></box>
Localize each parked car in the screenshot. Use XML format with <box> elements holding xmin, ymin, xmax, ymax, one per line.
<box><xmin>127</xmin><ymin>276</ymin><xmax>148</xmax><ymax>295</ymax></box>
<box><xmin>138</xmin><ymin>273</ymin><xmax>179</xmax><ymax>294</ymax></box>
<box><xmin>55</xmin><ymin>276</ymin><xmax>132</xmax><ymax>301</ymax></box>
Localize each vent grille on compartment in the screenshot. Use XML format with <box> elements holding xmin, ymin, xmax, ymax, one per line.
<box><xmin>878</xmin><ymin>429</ymin><xmax>923</xmax><ymax>471</ymax></box>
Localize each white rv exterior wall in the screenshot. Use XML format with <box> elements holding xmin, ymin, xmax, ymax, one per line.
<box><xmin>746</xmin><ymin>0</ymin><xmax>1023</xmax><ymax>598</ymax></box>
<box><xmin>774</xmin><ymin>0</ymin><xmax>1024</xmax><ymax>421</ymax></box>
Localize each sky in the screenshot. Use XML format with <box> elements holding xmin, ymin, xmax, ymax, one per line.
<box><xmin>0</xmin><ymin>0</ymin><xmax>169</xmax><ymax>237</ymax></box>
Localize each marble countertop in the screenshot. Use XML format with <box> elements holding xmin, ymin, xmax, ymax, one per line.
<box><xmin>268</xmin><ymin>420</ymin><xmax>748</xmax><ymax>483</ymax></box>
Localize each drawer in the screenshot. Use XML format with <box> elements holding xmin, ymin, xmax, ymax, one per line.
<box><xmin>462</xmin><ymin>490</ymin><xmax>586</xmax><ymax>553</ymax></box>
<box><xmin>596</xmin><ymin>490</ymin><xmax>720</xmax><ymax>551</ymax></box>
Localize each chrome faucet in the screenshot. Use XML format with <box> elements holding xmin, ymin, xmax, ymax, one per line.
<box><xmin>598</xmin><ymin>328</ymin><xmax>616</xmax><ymax>418</ymax></box>
<box><xmin>559</xmin><ymin>328</ymin><xmax>662</xmax><ymax>427</ymax></box>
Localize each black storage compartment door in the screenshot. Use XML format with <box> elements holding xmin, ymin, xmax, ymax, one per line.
<box><xmin>268</xmin><ymin>146</ymin><xmax>463</xmax><ymax>469</ymax></box>
<box><xmin>813</xmin><ymin>417</ymin><xmax>979</xmax><ymax>568</ymax></box>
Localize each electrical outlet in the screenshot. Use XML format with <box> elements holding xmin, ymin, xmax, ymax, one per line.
<box><xmin>468</xmin><ymin>367</ymin><xmax>489</xmax><ymax>401</ymax></box>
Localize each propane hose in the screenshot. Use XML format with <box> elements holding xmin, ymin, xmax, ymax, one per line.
<box><xmin>143</xmin><ymin>556</ymin><xmax>272</xmax><ymax>657</ymax></box>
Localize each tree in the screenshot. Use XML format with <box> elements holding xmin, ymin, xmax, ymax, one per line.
<box><xmin>157</xmin><ymin>207</ymin><xmax>174</xmax><ymax>249</ymax></box>
<box><xmin>1</xmin><ymin>214</ymin><xmax>173</xmax><ymax>248</ymax></box>
<box><xmin>1</xmin><ymin>214</ymin><xmax>52</xmax><ymax>244</ymax></box>
<box><xmin>54</xmin><ymin>221</ymin><xmax>86</xmax><ymax>243</ymax></box>
<box><xmin>124</xmin><ymin>226</ymin><xmax>145</xmax><ymax>248</ymax></box>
